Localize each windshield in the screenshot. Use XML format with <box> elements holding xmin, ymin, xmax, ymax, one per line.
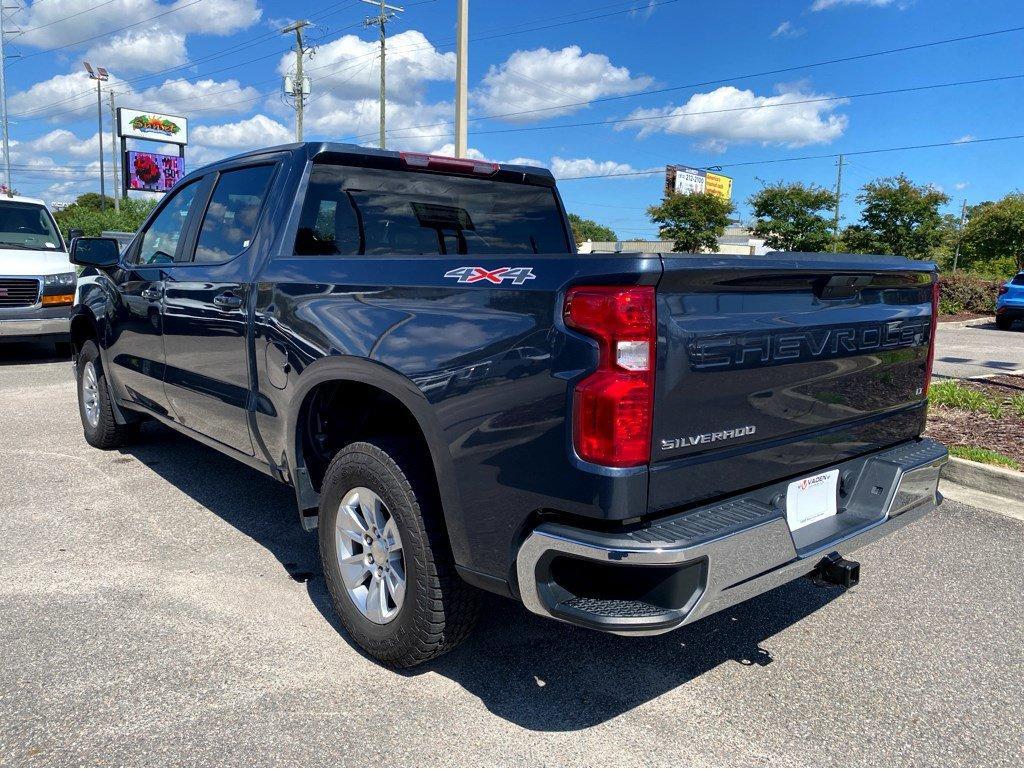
<box><xmin>0</xmin><ymin>201</ymin><xmax>64</xmax><ymax>251</ymax></box>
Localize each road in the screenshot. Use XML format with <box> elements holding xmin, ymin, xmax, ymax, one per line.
<box><xmin>1</xmin><ymin>342</ymin><xmax>1022</xmax><ymax>767</ymax></box>
<box><xmin>934</xmin><ymin>320</ymin><xmax>1024</xmax><ymax>379</ymax></box>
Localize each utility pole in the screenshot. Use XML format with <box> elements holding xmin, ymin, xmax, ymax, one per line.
<box><xmin>108</xmin><ymin>90</ymin><xmax>119</xmax><ymax>212</ymax></box>
<box><xmin>831</xmin><ymin>153</ymin><xmax>844</xmax><ymax>252</ymax></box>
<box><xmin>0</xmin><ymin>6</ymin><xmax>13</xmax><ymax>195</ymax></box>
<box><xmin>952</xmin><ymin>199</ymin><xmax>968</xmax><ymax>272</ymax></box>
<box><xmin>362</xmin><ymin>0</ymin><xmax>403</xmax><ymax>150</ymax></box>
<box><xmin>454</xmin><ymin>0</ymin><xmax>468</xmax><ymax>157</ymax></box>
<box><xmin>83</xmin><ymin>62</ymin><xmax>109</xmax><ymax>211</ymax></box>
<box><xmin>281</xmin><ymin>20</ymin><xmax>311</xmax><ymax>142</ymax></box>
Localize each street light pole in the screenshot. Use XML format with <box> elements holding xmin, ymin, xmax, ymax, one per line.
<box><xmin>83</xmin><ymin>62</ymin><xmax>109</xmax><ymax>211</ymax></box>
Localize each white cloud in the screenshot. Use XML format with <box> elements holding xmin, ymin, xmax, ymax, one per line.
<box><xmin>303</xmin><ymin>97</ymin><xmax>453</xmax><ymax>152</ymax></box>
<box><xmin>772</xmin><ymin>20</ymin><xmax>805</xmax><ymax>38</ymax></box>
<box><xmin>30</xmin><ymin>129</ymin><xmax>101</xmax><ymax>158</ymax></box>
<box><xmin>173</xmin><ymin>0</ymin><xmax>261</xmax><ymax>35</ymax></box>
<box><xmin>620</xmin><ymin>84</ymin><xmax>848</xmax><ymax>149</ymax></box>
<box><xmin>285</xmin><ymin>30</ymin><xmax>454</xmax><ymax>105</ymax></box>
<box><xmin>9</xmin><ymin>71</ymin><xmax>261</xmax><ymax>122</ymax></box>
<box><xmin>475</xmin><ymin>45</ymin><xmax>652</xmax><ymax>123</ymax></box>
<box><xmin>810</xmin><ymin>0</ymin><xmax>897</xmax><ymax>10</ymax></box>
<box><xmin>954</xmin><ymin>134</ymin><xmax>976</xmax><ymax>144</ymax></box>
<box><xmin>83</xmin><ymin>28</ymin><xmax>187</xmax><ymax>73</ymax></box>
<box><xmin>954</xmin><ymin>182</ymin><xmax>970</xmax><ymax>190</ymax></box>
<box><xmin>549</xmin><ymin>157</ymin><xmax>637</xmax><ymax>179</ymax></box>
<box><xmin>189</xmin><ymin>113</ymin><xmax>293</xmax><ymax>165</ymax></box>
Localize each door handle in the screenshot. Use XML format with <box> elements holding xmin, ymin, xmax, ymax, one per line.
<box><xmin>140</xmin><ymin>287</ymin><xmax>161</xmax><ymax>301</ymax></box>
<box><xmin>213</xmin><ymin>292</ymin><xmax>243</xmax><ymax>310</ymax></box>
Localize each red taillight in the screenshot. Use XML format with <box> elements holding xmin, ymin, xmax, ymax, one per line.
<box><xmin>998</xmin><ymin>285</ymin><xmax>1009</xmax><ymax>296</ymax></box>
<box><xmin>924</xmin><ymin>280</ymin><xmax>940</xmax><ymax>394</ymax></box>
<box><xmin>565</xmin><ymin>285</ymin><xmax>655</xmax><ymax>467</ymax></box>
<box><xmin>399</xmin><ymin>152</ymin><xmax>498</xmax><ymax>176</ymax></box>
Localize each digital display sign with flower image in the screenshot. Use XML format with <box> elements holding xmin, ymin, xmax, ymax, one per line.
<box><xmin>125</xmin><ymin>150</ymin><xmax>185</xmax><ymax>193</ymax></box>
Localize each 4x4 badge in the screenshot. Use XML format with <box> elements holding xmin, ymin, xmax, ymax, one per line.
<box><xmin>444</xmin><ymin>266</ymin><xmax>536</xmax><ymax>285</ymax></box>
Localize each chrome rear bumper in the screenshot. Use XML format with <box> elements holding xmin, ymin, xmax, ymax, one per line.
<box><xmin>516</xmin><ymin>438</ymin><xmax>947</xmax><ymax>635</ymax></box>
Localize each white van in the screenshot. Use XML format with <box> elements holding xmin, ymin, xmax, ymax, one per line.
<box><xmin>0</xmin><ymin>195</ymin><xmax>76</xmax><ymax>353</ymax></box>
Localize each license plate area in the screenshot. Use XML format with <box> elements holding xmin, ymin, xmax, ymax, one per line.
<box><xmin>786</xmin><ymin>470</ymin><xmax>840</xmax><ymax>531</ymax></box>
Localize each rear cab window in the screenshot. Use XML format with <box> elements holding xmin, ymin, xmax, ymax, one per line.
<box><xmin>294</xmin><ymin>162</ymin><xmax>571</xmax><ymax>256</ymax></box>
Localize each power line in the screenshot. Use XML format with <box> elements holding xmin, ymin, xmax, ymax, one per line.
<box><xmin>342</xmin><ymin>23</ymin><xmax>1024</xmax><ymax>142</ymax></box>
<box><xmin>557</xmin><ymin>133</ymin><xmax>1024</xmax><ymax>181</ymax></box>
<box><xmin>12</xmin><ymin>0</ymin><xmax>207</xmax><ymax>61</ymax></box>
<box><xmin>380</xmin><ymin>72</ymin><xmax>1024</xmax><ymax>141</ymax></box>
<box><xmin>11</xmin><ymin>0</ymin><xmax>119</xmax><ymax>37</ymax></box>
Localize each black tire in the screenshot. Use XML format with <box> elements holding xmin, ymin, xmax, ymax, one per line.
<box><xmin>995</xmin><ymin>315</ymin><xmax>1013</xmax><ymax>331</ymax></box>
<box><xmin>318</xmin><ymin>440</ymin><xmax>479</xmax><ymax>667</ymax></box>
<box><xmin>76</xmin><ymin>340</ymin><xmax>137</xmax><ymax>449</ymax></box>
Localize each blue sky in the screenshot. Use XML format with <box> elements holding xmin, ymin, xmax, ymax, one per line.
<box><xmin>3</xmin><ymin>0</ymin><xmax>1022</xmax><ymax>238</ymax></box>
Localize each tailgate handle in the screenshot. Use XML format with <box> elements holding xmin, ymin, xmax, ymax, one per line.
<box><xmin>816</xmin><ymin>274</ymin><xmax>873</xmax><ymax>299</ymax></box>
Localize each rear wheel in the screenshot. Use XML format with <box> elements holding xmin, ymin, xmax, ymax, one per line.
<box><xmin>995</xmin><ymin>315</ymin><xmax>1014</xmax><ymax>331</ymax></box>
<box><xmin>77</xmin><ymin>340</ymin><xmax>137</xmax><ymax>449</ymax></box>
<box><xmin>318</xmin><ymin>440</ymin><xmax>479</xmax><ymax>667</ymax></box>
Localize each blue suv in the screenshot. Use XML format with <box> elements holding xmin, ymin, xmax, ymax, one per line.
<box><xmin>996</xmin><ymin>272</ymin><xmax>1024</xmax><ymax>330</ymax></box>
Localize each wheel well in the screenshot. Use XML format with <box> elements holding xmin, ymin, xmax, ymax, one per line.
<box><xmin>298</xmin><ymin>380</ymin><xmax>436</xmax><ymax>496</ymax></box>
<box><xmin>70</xmin><ymin>313</ymin><xmax>98</xmax><ymax>358</ymax></box>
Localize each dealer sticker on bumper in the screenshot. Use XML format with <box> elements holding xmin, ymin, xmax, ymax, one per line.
<box><xmin>786</xmin><ymin>469</ymin><xmax>840</xmax><ymax>531</ymax></box>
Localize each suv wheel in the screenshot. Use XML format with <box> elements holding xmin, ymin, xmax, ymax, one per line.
<box><xmin>995</xmin><ymin>315</ymin><xmax>1013</xmax><ymax>331</ymax></box>
<box><xmin>318</xmin><ymin>440</ymin><xmax>479</xmax><ymax>667</ymax></box>
<box><xmin>76</xmin><ymin>340</ymin><xmax>137</xmax><ymax>449</ymax></box>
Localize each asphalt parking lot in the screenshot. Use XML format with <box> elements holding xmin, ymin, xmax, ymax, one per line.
<box><xmin>934</xmin><ymin>320</ymin><xmax>1024</xmax><ymax>379</ymax></box>
<box><xmin>2</xmin><ymin>342</ymin><xmax>1023</xmax><ymax>767</ymax></box>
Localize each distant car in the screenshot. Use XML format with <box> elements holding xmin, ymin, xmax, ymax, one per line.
<box><xmin>0</xmin><ymin>195</ymin><xmax>76</xmax><ymax>353</ymax></box>
<box><xmin>995</xmin><ymin>272</ymin><xmax>1024</xmax><ymax>330</ymax></box>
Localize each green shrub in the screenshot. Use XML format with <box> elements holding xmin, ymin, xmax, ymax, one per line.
<box><xmin>54</xmin><ymin>196</ymin><xmax>156</xmax><ymax>239</ymax></box>
<box><xmin>938</xmin><ymin>271</ymin><xmax>999</xmax><ymax>315</ymax></box>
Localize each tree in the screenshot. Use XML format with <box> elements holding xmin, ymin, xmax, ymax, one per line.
<box><xmin>646</xmin><ymin>192</ymin><xmax>733</xmax><ymax>253</ymax></box>
<box><xmin>748</xmin><ymin>182</ymin><xmax>837</xmax><ymax>252</ymax></box>
<box><xmin>567</xmin><ymin>213</ymin><xmax>617</xmax><ymax>243</ymax></box>
<box><xmin>847</xmin><ymin>174</ymin><xmax>949</xmax><ymax>259</ymax></box>
<box><xmin>53</xmin><ymin>194</ymin><xmax>157</xmax><ymax>239</ymax></box>
<box><xmin>959</xmin><ymin>193</ymin><xmax>1024</xmax><ymax>275</ymax></box>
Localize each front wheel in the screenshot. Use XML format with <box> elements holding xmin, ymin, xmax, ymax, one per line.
<box><xmin>76</xmin><ymin>340</ymin><xmax>137</xmax><ymax>449</ymax></box>
<box><xmin>318</xmin><ymin>440</ymin><xmax>479</xmax><ymax>667</ymax></box>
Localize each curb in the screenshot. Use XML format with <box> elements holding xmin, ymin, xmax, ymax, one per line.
<box><xmin>936</xmin><ymin>316</ymin><xmax>995</xmax><ymax>329</ymax></box>
<box><xmin>941</xmin><ymin>456</ymin><xmax>1024</xmax><ymax>500</ymax></box>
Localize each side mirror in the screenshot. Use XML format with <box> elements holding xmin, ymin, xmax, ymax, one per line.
<box><xmin>70</xmin><ymin>237</ymin><xmax>121</xmax><ymax>269</ymax></box>
<box><xmin>67</xmin><ymin>228</ymin><xmax>84</xmax><ymax>243</ymax></box>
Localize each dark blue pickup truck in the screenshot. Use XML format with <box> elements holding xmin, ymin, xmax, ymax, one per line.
<box><xmin>69</xmin><ymin>142</ymin><xmax>947</xmax><ymax>667</ymax></box>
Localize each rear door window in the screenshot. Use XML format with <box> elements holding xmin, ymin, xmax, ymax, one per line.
<box><xmin>192</xmin><ymin>165</ymin><xmax>275</xmax><ymax>263</ymax></box>
<box><xmin>294</xmin><ymin>164</ymin><xmax>570</xmax><ymax>256</ymax></box>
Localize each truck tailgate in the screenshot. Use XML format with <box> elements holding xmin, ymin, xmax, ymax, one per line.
<box><xmin>650</xmin><ymin>253</ymin><xmax>935</xmax><ymax>514</ymax></box>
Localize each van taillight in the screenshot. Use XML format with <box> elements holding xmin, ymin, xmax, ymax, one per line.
<box><xmin>564</xmin><ymin>285</ymin><xmax>655</xmax><ymax>467</ymax></box>
<box><xmin>924</xmin><ymin>280</ymin><xmax>940</xmax><ymax>394</ymax></box>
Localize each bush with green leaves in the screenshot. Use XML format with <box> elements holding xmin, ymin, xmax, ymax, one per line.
<box><xmin>937</xmin><ymin>271</ymin><xmax>999</xmax><ymax>315</ymax></box>
<box><xmin>53</xmin><ymin>195</ymin><xmax>157</xmax><ymax>239</ymax></box>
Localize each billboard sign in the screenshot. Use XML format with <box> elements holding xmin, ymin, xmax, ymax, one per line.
<box><xmin>125</xmin><ymin>150</ymin><xmax>185</xmax><ymax>193</ymax></box>
<box><xmin>665</xmin><ymin>165</ymin><xmax>733</xmax><ymax>203</ymax></box>
<box><xmin>117</xmin><ymin>107</ymin><xmax>188</xmax><ymax>145</ymax></box>
<box><xmin>704</xmin><ymin>171</ymin><xmax>733</xmax><ymax>202</ymax></box>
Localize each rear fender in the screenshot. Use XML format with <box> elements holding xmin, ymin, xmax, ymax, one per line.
<box><xmin>285</xmin><ymin>356</ymin><xmax>466</xmax><ymax>553</ymax></box>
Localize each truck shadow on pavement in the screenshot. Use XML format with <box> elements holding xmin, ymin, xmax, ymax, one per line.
<box><xmin>121</xmin><ymin>421</ymin><xmax>844</xmax><ymax>733</ymax></box>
